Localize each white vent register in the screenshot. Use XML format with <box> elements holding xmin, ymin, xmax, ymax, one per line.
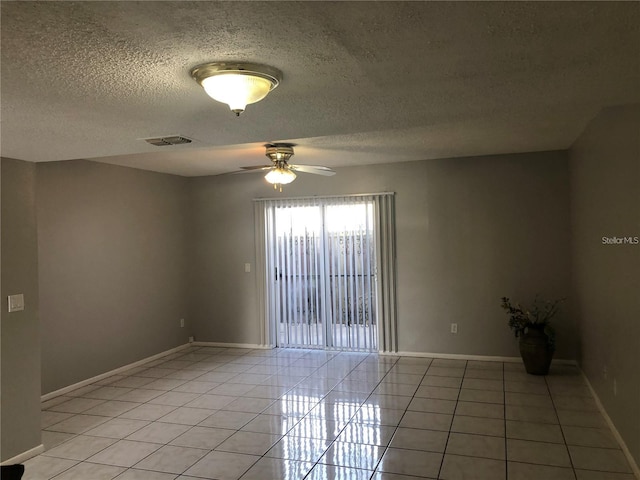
<box><xmin>143</xmin><ymin>136</ymin><xmax>192</xmax><ymax>147</ymax></box>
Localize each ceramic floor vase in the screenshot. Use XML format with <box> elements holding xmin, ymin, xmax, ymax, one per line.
<box><xmin>519</xmin><ymin>327</ymin><xmax>553</xmax><ymax>375</ymax></box>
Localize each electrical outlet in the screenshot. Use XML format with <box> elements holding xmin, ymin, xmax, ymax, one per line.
<box><xmin>613</xmin><ymin>378</ymin><xmax>617</xmax><ymax>397</ymax></box>
<box><xmin>603</xmin><ymin>365</ymin><xmax>608</xmax><ymax>380</ymax></box>
<box><xmin>180</xmin><ymin>318</ymin><xmax>185</xmax><ymax>328</ymax></box>
<box><xmin>450</xmin><ymin>323</ymin><xmax>458</xmax><ymax>334</ymax></box>
<box><xmin>244</xmin><ymin>263</ymin><xmax>251</xmax><ymax>273</ymax></box>
<box><xmin>188</xmin><ymin>336</ymin><xmax>195</xmax><ymax>343</ymax></box>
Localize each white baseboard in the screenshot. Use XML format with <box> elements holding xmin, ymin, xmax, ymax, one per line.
<box><xmin>1</xmin><ymin>444</ymin><xmax>44</xmax><ymax>466</ymax></box>
<box><xmin>41</xmin><ymin>343</ymin><xmax>192</xmax><ymax>402</ymax></box>
<box><xmin>581</xmin><ymin>371</ymin><xmax>640</xmax><ymax>479</ymax></box>
<box><xmin>388</xmin><ymin>350</ymin><xmax>521</xmax><ymax>362</ymax></box>
<box><xmin>193</xmin><ymin>341</ymin><xmax>273</xmax><ymax>350</ymax></box>
<box><xmin>386</xmin><ymin>350</ymin><xmax>578</xmax><ymax>365</ymax></box>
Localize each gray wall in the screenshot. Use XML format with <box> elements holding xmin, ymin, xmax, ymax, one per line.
<box><xmin>37</xmin><ymin>160</ymin><xmax>192</xmax><ymax>394</ymax></box>
<box><xmin>569</xmin><ymin>104</ymin><xmax>640</xmax><ymax>465</ymax></box>
<box><xmin>0</xmin><ymin>148</ymin><xmax>575</xmax><ymax>461</ymax></box>
<box><xmin>1</xmin><ymin>158</ymin><xmax>41</xmax><ymax>461</ymax></box>
<box><xmin>190</xmin><ymin>150</ymin><xmax>574</xmax><ymax>359</ymax></box>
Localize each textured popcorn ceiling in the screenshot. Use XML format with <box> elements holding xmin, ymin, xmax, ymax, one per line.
<box><xmin>1</xmin><ymin>1</ymin><xmax>638</xmax><ymax>176</ymax></box>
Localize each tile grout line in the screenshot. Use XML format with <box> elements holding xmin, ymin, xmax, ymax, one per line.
<box><xmin>37</xmin><ymin>348</ymin><xmax>620</xmax><ymax>480</ymax></box>
<box><xmin>191</xmin><ymin>348</ymin><xmax>372</xmax><ymax>480</ymax></box>
<box><xmin>247</xmin><ymin>349</ymin><xmax>342</xmax><ymax>480</ymax></box>
<box><xmin>45</xmin><ymin>346</ymin><xmax>275</xmax><ymax>479</ymax></box>
<box><xmin>503</xmin><ymin>361</ymin><xmax>508</xmax><ymax>480</ymax></box>
<box><xmin>436</xmin><ymin>359</ymin><xmax>468</xmax><ymax>480</ymax></box>
<box><xmin>366</xmin><ymin>355</ymin><xmax>432</xmax><ymax>479</ymax></box>
<box><xmin>45</xmin><ymin>367</ymin><xmax>195</xmax><ymax>479</ymax></box>
<box><xmin>545</xmin><ymin>373</ymin><xmax>578</xmax><ymax>480</ymax></box>
<box><xmin>133</xmin><ymin>345</ymin><xmax>260</xmax><ymax>479</ymax></box>
<box><xmin>105</xmin><ymin>346</ymin><xmax>258</xmax><ymax>479</ymax></box>
<box><xmin>297</xmin><ymin>351</ymin><xmax>395</xmax><ymax>480</ymax></box>
<box><xmin>50</xmin><ymin>349</ymin><xmax>433</xmax><ymax>478</ymax></box>
<box><xmin>209</xmin><ymin>347</ymin><xmax>314</xmax><ymax>479</ymax></box>
<box><xmin>230</xmin><ymin>349</ymin><xmax>310</xmax><ymax>480</ymax></box>
<box><xmin>43</xmin><ymin>345</ymin><xmax>210</xmax><ymax>479</ymax></box>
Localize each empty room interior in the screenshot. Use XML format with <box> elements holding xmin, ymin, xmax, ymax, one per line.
<box><xmin>1</xmin><ymin>2</ymin><xmax>639</xmax><ymax>480</ymax></box>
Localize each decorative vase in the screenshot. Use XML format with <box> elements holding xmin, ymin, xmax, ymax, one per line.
<box><xmin>519</xmin><ymin>326</ymin><xmax>554</xmax><ymax>375</ymax></box>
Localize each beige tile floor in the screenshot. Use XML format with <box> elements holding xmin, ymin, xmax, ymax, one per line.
<box><xmin>23</xmin><ymin>346</ymin><xmax>636</xmax><ymax>479</ymax></box>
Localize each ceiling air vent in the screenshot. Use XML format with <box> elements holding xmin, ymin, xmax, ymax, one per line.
<box><xmin>143</xmin><ymin>136</ymin><xmax>192</xmax><ymax>147</ymax></box>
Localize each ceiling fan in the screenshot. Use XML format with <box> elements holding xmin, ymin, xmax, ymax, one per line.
<box><xmin>240</xmin><ymin>143</ymin><xmax>336</xmax><ymax>190</ymax></box>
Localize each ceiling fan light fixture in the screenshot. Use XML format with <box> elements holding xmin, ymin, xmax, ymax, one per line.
<box><xmin>265</xmin><ymin>167</ymin><xmax>296</xmax><ymax>185</ymax></box>
<box><xmin>238</xmin><ymin>143</ymin><xmax>334</xmax><ymax>191</ymax></box>
<box><xmin>191</xmin><ymin>62</ymin><xmax>282</xmax><ymax>116</ymax></box>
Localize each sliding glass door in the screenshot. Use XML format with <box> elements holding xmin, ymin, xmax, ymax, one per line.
<box><xmin>255</xmin><ymin>194</ymin><xmax>396</xmax><ymax>353</ymax></box>
<box><xmin>271</xmin><ymin>200</ymin><xmax>377</xmax><ymax>351</ymax></box>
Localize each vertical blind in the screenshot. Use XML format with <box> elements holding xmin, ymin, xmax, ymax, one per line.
<box><xmin>254</xmin><ymin>193</ymin><xmax>397</xmax><ymax>353</ymax></box>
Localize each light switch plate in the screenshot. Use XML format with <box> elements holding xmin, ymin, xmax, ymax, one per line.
<box><xmin>244</xmin><ymin>263</ymin><xmax>251</xmax><ymax>273</ymax></box>
<box><xmin>8</xmin><ymin>294</ymin><xmax>25</xmax><ymax>312</ymax></box>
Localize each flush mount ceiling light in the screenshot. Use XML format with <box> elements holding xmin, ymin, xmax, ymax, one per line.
<box><xmin>190</xmin><ymin>62</ymin><xmax>282</xmax><ymax>116</ymax></box>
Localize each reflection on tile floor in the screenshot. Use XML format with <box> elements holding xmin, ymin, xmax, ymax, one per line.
<box><xmin>25</xmin><ymin>347</ymin><xmax>636</xmax><ymax>479</ymax></box>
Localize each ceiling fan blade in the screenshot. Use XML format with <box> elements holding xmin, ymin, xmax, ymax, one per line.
<box><xmin>240</xmin><ymin>165</ymin><xmax>272</xmax><ymax>171</ymax></box>
<box><xmin>289</xmin><ymin>164</ymin><xmax>336</xmax><ymax>176</ymax></box>
<box><xmin>218</xmin><ymin>165</ymin><xmax>271</xmax><ymax>176</ymax></box>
